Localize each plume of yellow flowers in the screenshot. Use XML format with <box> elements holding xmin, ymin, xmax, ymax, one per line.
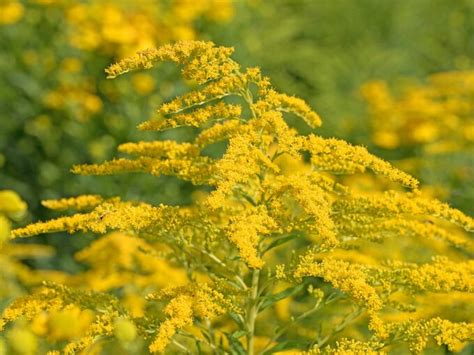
<box><xmin>3</xmin><ymin>41</ymin><xmax>474</xmax><ymax>354</ymax></box>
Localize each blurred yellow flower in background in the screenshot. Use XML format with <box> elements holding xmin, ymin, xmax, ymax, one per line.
<box><xmin>361</xmin><ymin>71</ymin><xmax>474</xmax><ymax>153</ymax></box>
<box><xmin>0</xmin><ymin>1</ymin><xmax>24</xmax><ymax>25</ymax></box>
<box><xmin>65</xmin><ymin>0</ymin><xmax>234</xmax><ymax>57</ymax></box>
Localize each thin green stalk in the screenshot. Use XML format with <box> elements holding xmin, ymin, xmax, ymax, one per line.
<box><xmin>246</xmin><ymin>268</ymin><xmax>261</xmax><ymax>355</ymax></box>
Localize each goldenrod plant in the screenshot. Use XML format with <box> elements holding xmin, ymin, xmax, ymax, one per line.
<box><xmin>2</xmin><ymin>42</ymin><xmax>474</xmax><ymax>354</ymax></box>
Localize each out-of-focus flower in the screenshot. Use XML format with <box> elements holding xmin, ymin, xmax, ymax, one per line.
<box><xmin>361</xmin><ymin>71</ymin><xmax>474</xmax><ymax>153</ymax></box>
<box><xmin>0</xmin><ymin>1</ymin><xmax>24</xmax><ymax>25</ymax></box>
<box><xmin>65</xmin><ymin>0</ymin><xmax>235</xmax><ymax>57</ymax></box>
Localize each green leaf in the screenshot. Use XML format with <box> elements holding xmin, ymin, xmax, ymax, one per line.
<box><xmin>200</xmin><ymin>329</ymin><xmax>213</xmax><ymax>344</ymax></box>
<box><xmin>231</xmin><ymin>330</ymin><xmax>248</xmax><ymax>339</ymax></box>
<box><xmin>259</xmin><ymin>283</ymin><xmax>305</xmax><ymax>311</ymax></box>
<box><xmin>263</xmin><ymin>339</ymin><xmax>310</xmax><ymax>354</ymax></box>
<box><xmin>263</xmin><ymin>233</ymin><xmax>300</xmax><ymax>253</ymax></box>
<box><xmin>225</xmin><ymin>331</ymin><xmax>247</xmax><ymax>355</ymax></box>
<box><xmin>228</xmin><ymin>312</ymin><xmax>244</xmax><ymax>327</ymax></box>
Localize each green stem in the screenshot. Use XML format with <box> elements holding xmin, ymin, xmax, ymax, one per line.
<box><xmin>259</xmin><ymin>298</ymin><xmax>322</xmax><ymax>354</ymax></box>
<box><xmin>246</xmin><ymin>268</ymin><xmax>261</xmax><ymax>355</ymax></box>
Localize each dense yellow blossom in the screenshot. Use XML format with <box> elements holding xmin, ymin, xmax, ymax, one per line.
<box><xmin>1</xmin><ymin>283</ymin><xmax>125</xmax><ymax>353</ymax></box>
<box><xmin>305</xmin><ymin>339</ymin><xmax>384</xmax><ymax>354</ymax></box>
<box><xmin>41</xmin><ymin>194</ymin><xmax>104</xmax><ymax>211</ymax></box>
<box><xmin>105</xmin><ymin>41</ymin><xmax>235</xmax><ymax>79</ymax></box>
<box><xmin>148</xmin><ymin>284</ymin><xmax>230</xmax><ymax>353</ymax></box>
<box><xmin>149</xmin><ymin>294</ymin><xmax>194</xmax><ymax>353</ymax></box>
<box><xmin>226</xmin><ymin>206</ymin><xmax>278</xmax><ymax>269</ymax></box>
<box><xmin>139</xmin><ymin>102</ymin><xmax>242</xmax><ymax>131</ymax></box>
<box><xmin>253</xmin><ymin>90</ymin><xmax>322</xmax><ymax>128</ymax></box>
<box><xmin>12</xmin><ymin>199</ymin><xmax>191</xmax><ymax>238</ymax></box>
<box><xmin>305</xmin><ymin>136</ymin><xmax>419</xmax><ymax>189</ymax></box>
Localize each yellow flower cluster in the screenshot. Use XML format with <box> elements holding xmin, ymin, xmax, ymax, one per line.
<box><xmin>15</xmin><ymin>0</ymin><xmax>235</xmax><ymax>126</ymax></box>
<box><xmin>139</xmin><ymin>102</ymin><xmax>242</xmax><ymax>131</ymax></box>
<box><xmin>294</xmin><ymin>256</ymin><xmax>384</xmax><ymax>336</ymax></box>
<box><xmin>147</xmin><ymin>284</ymin><xmax>229</xmax><ymax>353</ymax></box>
<box><xmin>293</xmin><ymin>252</ymin><xmax>474</xmax><ymax>348</ymax></box>
<box><xmin>305</xmin><ymin>136</ymin><xmax>419</xmax><ymax>189</ymax></box>
<box><xmin>253</xmin><ymin>90</ymin><xmax>322</xmax><ymax>128</ymax></box>
<box><xmin>105</xmin><ymin>40</ymin><xmax>236</xmax><ymax>79</ymax></box>
<box><xmin>305</xmin><ymin>339</ymin><xmax>384</xmax><ymax>354</ymax></box>
<box><xmin>41</xmin><ymin>194</ymin><xmax>103</xmax><ymax>211</ymax></box>
<box><xmin>1</xmin><ymin>282</ymin><xmax>125</xmax><ymax>354</ymax></box>
<box><xmin>385</xmin><ymin>318</ymin><xmax>474</xmax><ymax>353</ymax></box>
<box><xmin>361</xmin><ymin>71</ymin><xmax>474</xmax><ymax>152</ymax></box>
<box><xmin>12</xmin><ymin>198</ymin><xmax>187</xmax><ymax>237</ymax></box>
<box><xmin>66</xmin><ymin>0</ymin><xmax>234</xmax><ymax>57</ymax></box>
<box><xmin>226</xmin><ymin>206</ymin><xmax>278</xmax><ymax>269</ymax></box>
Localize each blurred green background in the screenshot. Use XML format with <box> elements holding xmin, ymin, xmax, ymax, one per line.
<box><xmin>1</xmin><ymin>0</ymin><xmax>473</xmax><ymax>263</ymax></box>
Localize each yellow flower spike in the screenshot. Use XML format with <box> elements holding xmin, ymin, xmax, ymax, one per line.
<box><xmin>41</xmin><ymin>195</ymin><xmax>104</xmax><ymax>211</ymax></box>
<box><xmin>294</xmin><ymin>256</ymin><xmax>383</xmax><ymax>317</ymax></box>
<box><xmin>148</xmin><ymin>283</ymin><xmax>233</xmax><ymax>353</ymax></box>
<box><xmin>194</xmin><ymin>119</ymin><xmax>244</xmax><ymax>147</ymax></box>
<box><xmin>149</xmin><ymin>295</ymin><xmax>194</xmax><ymax>353</ymax></box>
<box><xmin>226</xmin><ymin>206</ymin><xmax>278</xmax><ymax>269</ymax></box>
<box><xmin>304</xmin><ymin>339</ymin><xmax>385</xmax><ymax>354</ymax></box>
<box><xmin>12</xmin><ymin>200</ymin><xmax>182</xmax><ymax>238</ymax></box>
<box><xmin>254</xmin><ymin>90</ymin><xmax>322</xmax><ymax>128</ymax></box>
<box><xmin>139</xmin><ymin>102</ymin><xmax>242</xmax><ymax>131</ymax></box>
<box><xmin>305</xmin><ymin>136</ymin><xmax>419</xmax><ymax>189</ymax></box>
<box><xmin>118</xmin><ymin>140</ymin><xmax>199</xmax><ymax>158</ymax></box>
<box><xmin>105</xmin><ymin>41</ymin><xmax>235</xmax><ymax>80</ymax></box>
